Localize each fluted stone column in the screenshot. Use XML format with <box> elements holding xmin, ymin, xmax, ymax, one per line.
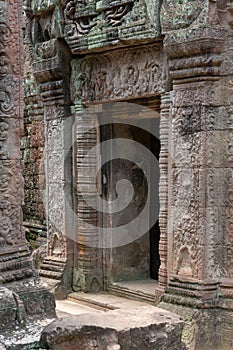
<box><xmin>158</xmin><ymin>92</ymin><xmax>172</xmax><ymax>292</ymax></box>
<box><xmin>73</xmin><ymin>107</ymin><xmax>103</xmax><ymax>292</ymax></box>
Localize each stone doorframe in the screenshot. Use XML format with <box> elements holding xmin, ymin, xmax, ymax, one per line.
<box><xmin>70</xmin><ymin>42</ymin><xmax>171</xmax><ymax>294</ymax></box>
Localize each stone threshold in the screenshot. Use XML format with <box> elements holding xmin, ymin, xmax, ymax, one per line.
<box><xmin>108</xmin><ymin>279</ymin><xmax>161</xmax><ymax>304</ymax></box>
<box><xmin>67</xmin><ymin>291</ymin><xmax>151</xmax><ymax>312</ymax></box>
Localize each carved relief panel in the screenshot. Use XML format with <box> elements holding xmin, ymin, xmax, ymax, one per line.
<box><xmin>71</xmin><ymin>43</ymin><xmax>164</xmax><ymax>106</ymax></box>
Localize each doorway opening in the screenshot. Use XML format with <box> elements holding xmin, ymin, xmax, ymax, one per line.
<box><xmin>98</xmin><ymin>98</ymin><xmax>161</xmax><ymax>295</ymax></box>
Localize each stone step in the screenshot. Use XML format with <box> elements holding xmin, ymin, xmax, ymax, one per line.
<box><xmin>41</xmin><ymin>259</ymin><xmax>66</xmax><ymax>267</ymax></box>
<box><xmin>39</xmin><ymin>257</ymin><xmax>66</xmax><ymax>281</ymax></box>
<box><xmin>67</xmin><ymin>291</ymin><xmax>149</xmax><ymax>313</ymax></box>
<box><xmin>108</xmin><ymin>282</ymin><xmax>156</xmax><ymax>305</ymax></box>
<box><xmin>40</xmin><ymin>263</ymin><xmax>65</xmax><ymax>273</ymax></box>
<box><xmin>42</xmin><ymin>260</ymin><xmax>66</xmax><ymax>268</ymax></box>
<box><xmin>39</xmin><ymin>269</ymin><xmax>63</xmax><ymax>280</ymax></box>
<box><xmin>68</xmin><ymin>293</ymin><xmax>116</xmax><ymax>311</ymax></box>
<box><xmin>43</xmin><ymin>256</ymin><xmax>66</xmax><ymax>263</ymax></box>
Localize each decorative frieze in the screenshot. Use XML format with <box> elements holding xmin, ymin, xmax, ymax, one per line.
<box><xmin>71</xmin><ymin>43</ymin><xmax>164</xmax><ymax>106</ymax></box>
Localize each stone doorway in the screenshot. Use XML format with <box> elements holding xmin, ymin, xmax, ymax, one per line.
<box><xmin>97</xmin><ymin>99</ymin><xmax>161</xmax><ymax>294</ymax></box>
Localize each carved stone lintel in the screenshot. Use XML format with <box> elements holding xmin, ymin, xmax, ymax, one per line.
<box><xmin>71</xmin><ymin>43</ymin><xmax>164</xmax><ymax>106</ymax></box>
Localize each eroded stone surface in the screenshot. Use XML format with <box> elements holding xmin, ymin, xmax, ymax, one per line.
<box><xmin>160</xmin><ymin>301</ymin><xmax>233</xmax><ymax>350</ymax></box>
<box><xmin>40</xmin><ymin>306</ymin><xmax>185</xmax><ymax>350</ymax></box>
<box><xmin>0</xmin><ymin>288</ymin><xmax>18</xmax><ymax>331</ymax></box>
<box><xmin>0</xmin><ymin>316</ymin><xmax>55</xmax><ymax>350</ymax></box>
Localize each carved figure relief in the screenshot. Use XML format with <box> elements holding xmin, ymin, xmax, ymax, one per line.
<box><xmin>0</xmin><ymin>121</ymin><xmax>9</xmax><ymax>141</ymax></box>
<box><xmin>176</xmin><ymin>246</ymin><xmax>194</xmax><ymax>277</ymax></box>
<box><xmin>0</xmin><ymin>216</ymin><xmax>12</xmax><ymax>245</ymax></box>
<box><xmin>72</xmin><ymin>44</ymin><xmax>164</xmax><ymax>105</ymax></box>
<box><xmin>49</xmin><ymin>233</ymin><xmax>66</xmax><ymax>257</ymax></box>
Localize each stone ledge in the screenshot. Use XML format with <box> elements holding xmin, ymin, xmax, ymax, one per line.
<box><xmin>40</xmin><ymin>306</ymin><xmax>185</xmax><ymax>350</ymax></box>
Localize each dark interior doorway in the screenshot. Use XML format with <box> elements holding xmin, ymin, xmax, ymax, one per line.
<box><xmin>99</xmin><ymin>99</ymin><xmax>161</xmax><ymax>283</ymax></box>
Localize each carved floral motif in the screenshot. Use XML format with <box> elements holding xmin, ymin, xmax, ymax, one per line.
<box><xmin>103</xmin><ymin>1</ymin><xmax>135</xmax><ymax>26</ymax></box>
<box><xmin>0</xmin><ymin>76</ymin><xmax>20</xmax><ymax>118</ymax></box>
<box><xmin>64</xmin><ymin>0</ymin><xmax>98</xmax><ymax>35</ymax></box>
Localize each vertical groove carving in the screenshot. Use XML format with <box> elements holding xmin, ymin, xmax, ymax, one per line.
<box><xmin>75</xmin><ymin>111</ymin><xmax>102</xmax><ymax>291</ymax></box>
<box><xmin>158</xmin><ymin>92</ymin><xmax>171</xmax><ymax>289</ymax></box>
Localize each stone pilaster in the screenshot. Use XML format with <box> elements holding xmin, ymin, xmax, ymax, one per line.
<box><xmin>161</xmin><ymin>0</ymin><xmax>231</xmax><ymax>308</ymax></box>
<box><xmin>32</xmin><ymin>38</ymin><xmax>74</xmax><ymax>297</ymax></box>
<box><xmin>159</xmin><ymin>1</ymin><xmax>233</xmax><ymax>348</ymax></box>
<box><xmin>217</xmin><ymin>26</ymin><xmax>233</xmax><ymax>311</ymax></box>
<box><xmin>0</xmin><ymin>0</ymin><xmax>55</xmax><ymax>332</ymax></box>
